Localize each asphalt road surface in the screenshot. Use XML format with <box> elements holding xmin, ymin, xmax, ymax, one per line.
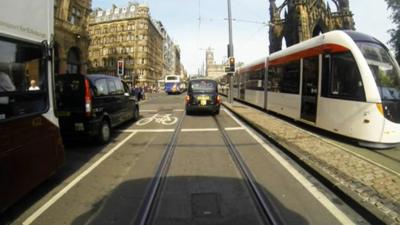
<box><xmin>1</xmin><ymin>93</ymin><xmax>370</xmax><ymax>225</ymax></box>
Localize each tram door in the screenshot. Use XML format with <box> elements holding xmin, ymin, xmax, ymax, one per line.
<box><xmin>301</xmin><ymin>56</ymin><xmax>319</xmax><ymax>122</ymax></box>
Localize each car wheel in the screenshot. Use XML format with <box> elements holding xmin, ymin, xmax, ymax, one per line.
<box><xmin>133</xmin><ymin>105</ymin><xmax>140</xmax><ymax>121</ymax></box>
<box><xmin>97</xmin><ymin>120</ymin><xmax>111</xmax><ymax>144</ymax></box>
<box><xmin>185</xmin><ymin>108</ymin><xmax>191</xmax><ymax>115</ymax></box>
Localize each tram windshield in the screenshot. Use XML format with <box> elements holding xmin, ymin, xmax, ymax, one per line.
<box><xmin>357</xmin><ymin>42</ymin><xmax>400</xmax><ymax>101</ymax></box>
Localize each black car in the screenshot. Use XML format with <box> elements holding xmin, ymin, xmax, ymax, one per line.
<box><xmin>185</xmin><ymin>79</ymin><xmax>221</xmax><ymax>115</ymax></box>
<box><xmin>55</xmin><ymin>74</ymin><xmax>139</xmax><ymax>144</ymax></box>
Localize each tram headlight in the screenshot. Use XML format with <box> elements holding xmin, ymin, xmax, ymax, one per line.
<box><xmin>376</xmin><ymin>103</ymin><xmax>384</xmax><ymax>116</ymax></box>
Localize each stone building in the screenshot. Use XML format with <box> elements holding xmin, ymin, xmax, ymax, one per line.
<box><xmin>154</xmin><ymin>21</ymin><xmax>176</xmax><ymax>76</ymax></box>
<box><xmin>54</xmin><ymin>0</ymin><xmax>91</xmax><ymax>75</ymax></box>
<box><xmin>269</xmin><ymin>0</ymin><xmax>355</xmax><ymax>53</ymax></box>
<box><xmin>87</xmin><ymin>3</ymin><xmax>164</xmax><ymax>86</ymax></box>
<box><xmin>205</xmin><ymin>48</ymin><xmax>225</xmax><ymax>80</ymax></box>
<box><xmin>173</xmin><ymin>45</ymin><xmax>182</xmax><ymax>75</ymax></box>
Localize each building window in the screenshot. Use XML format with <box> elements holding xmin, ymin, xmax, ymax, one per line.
<box><xmin>68</xmin><ymin>6</ymin><xmax>82</xmax><ymax>25</ymax></box>
<box><xmin>67</xmin><ymin>48</ymin><xmax>80</xmax><ymax>74</ymax></box>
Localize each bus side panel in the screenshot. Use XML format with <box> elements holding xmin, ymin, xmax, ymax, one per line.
<box><xmin>266</xmin><ymin>92</ymin><xmax>302</xmax><ymax>120</ymax></box>
<box><xmin>0</xmin><ymin>115</ymin><xmax>64</xmax><ymax>212</ymax></box>
<box><xmin>316</xmin><ymin>97</ymin><xmax>384</xmax><ymax>142</ymax></box>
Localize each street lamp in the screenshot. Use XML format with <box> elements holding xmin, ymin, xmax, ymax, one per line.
<box><xmin>227</xmin><ymin>0</ymin><xmax>234</xmax><ymax>104</ymax></box>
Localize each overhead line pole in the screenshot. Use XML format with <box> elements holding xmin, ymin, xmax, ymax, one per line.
<box><xmin>227</xmin><ymin>0</ymin><xmax>234</xmax><ymax>104</ymax></box>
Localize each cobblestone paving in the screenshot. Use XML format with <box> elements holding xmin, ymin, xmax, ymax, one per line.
<box><xmin>223</xmin><ymin>102</ymin><xmax>400</xmax><ymax>224</ymax></box>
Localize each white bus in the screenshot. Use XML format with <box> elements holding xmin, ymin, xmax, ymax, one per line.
<box><xmin>0</xmin><ymin>0</ymin><xmax>64</xmax><ymax>212</ymax></box>
<box><xmin>164</xmin><ymin>74</ymin><xmax>186</xmax><ymax>94</ymax></box>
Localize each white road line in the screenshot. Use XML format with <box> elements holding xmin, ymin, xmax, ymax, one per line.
<box><xmin>181</xmin><ymin>128</ymin><xmax>219</xmax><ymax>132</ymax></box>
<box><xmin>23</xmin><ymin>132</ymin><xmax>138</xmax><ymax>225</ymax></box>
<box><xmin>223</xmin><ymin>109</ymin><xmax>357</xmax><ymax>225</ymax></box>
<box><xmin>118</xmin><ymin>129</ymin><xmax>175</xmax><ymax>133</ymax></box>
<box><xmin>225</xmin><ymin>127</ymin><xmax>246</xmax><ymax>131</ymax></box>
<box><xmin>141</xmin><ymin>109</ymin><xmax>158</xmax><ymax>112</ymax></box>
<box><xmin>173</xmin><ymin>109</ymin><xmax>184</xmax><ymax>112</ymax></box>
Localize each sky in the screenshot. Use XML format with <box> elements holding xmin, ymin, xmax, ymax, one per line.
<box><xmin>92</xmin><ymin>0</ymin><xmax>395</xmax><ymax>75</ymax></box>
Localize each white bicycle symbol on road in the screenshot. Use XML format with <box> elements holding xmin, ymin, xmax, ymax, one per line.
<box><xmin>136</xmin><ymin>113</ymin><xmax>178</xmax><ymax>126</ymax></box>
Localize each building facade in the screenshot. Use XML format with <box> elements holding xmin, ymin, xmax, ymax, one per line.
<box><xmin>54</xmin><ymin>0</ymin><xmax>91</xmax><ymax>75</ymax></box>
<box><xmin>154</xmin><ymin>21</ymin><xmax>176</xmax><ymax>76</ymax></box>
<box><xmin>269</xmin><ymin>0</ymin><xmax>355</xmax><ymax>53</ymax></box>
<box><xmin>88</xmin><ymin>3</ymin><xmax>164</xmax><ymax>86</ymax></box>
<box><xmin>205</xmin><ymin>47</ymin><xmax>225</xmax><ymax>80</ymax></box>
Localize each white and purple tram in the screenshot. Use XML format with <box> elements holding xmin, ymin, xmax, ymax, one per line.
<box><xmin>232</xmin><ymin>30</ymin><xmax>400</xmax><ymax>148</ymax></box>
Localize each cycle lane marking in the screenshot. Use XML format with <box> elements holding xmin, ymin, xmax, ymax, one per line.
<box><xmin>136</xmin><ymin>113</ymin><xmax>178</xmax><ymax>126</ymax></box>
<box><xmin>23</xmin><ymin>131</ymin><xmax>138</xmax><ymax>225</ymax></box>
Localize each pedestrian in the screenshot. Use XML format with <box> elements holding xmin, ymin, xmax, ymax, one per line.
<box><xmin>140</xmin><ymin>86</ymin><xmax>145</xmax><ymax>100</ymax></box>
<box><xmin>28</xmin><ymin>79</ymin><xmax>40</xmax><ymax>91</ymax></box>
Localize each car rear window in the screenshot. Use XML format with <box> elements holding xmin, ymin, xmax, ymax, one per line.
<box><xmin>55</xmin><ymin>75</ymin><xmax>85</xmax><ymax>109</ymax></box>
<box><xmin>189</xmin><ymin>80</ymin><xmax>217</xmax><ymax>92</ymax></box>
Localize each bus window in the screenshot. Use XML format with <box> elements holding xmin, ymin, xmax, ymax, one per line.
<box><xmin>0</xmin><ymin>38</ymin><xmax>48</xmax><ymax>121</ymax></box>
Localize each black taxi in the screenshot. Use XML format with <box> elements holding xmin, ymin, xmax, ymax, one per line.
<box><xmin>185</xmin><ymin>79</ymin><xmax>221</xmax><ymax>115</ymax></box>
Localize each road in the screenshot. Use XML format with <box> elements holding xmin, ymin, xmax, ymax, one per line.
<box><xmin>2</xmin><ymin>93</ymin><xmax>369</xmax><ymax>225</ymax></box>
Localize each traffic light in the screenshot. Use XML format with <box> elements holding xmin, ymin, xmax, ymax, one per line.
<box><xmin>117</xmin><ymin>60</ymin><xmax>124</xmax><ymax>76</ymax></box>
<box><xmin>229</xmin><ymin>57</ymin><xmax>235</xmax><ymax>72</ymax></box>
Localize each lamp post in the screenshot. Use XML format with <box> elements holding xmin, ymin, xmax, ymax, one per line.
<box><xmin>227</xmin><ymin>0</ymin><xmax>234</xmax><ymax>104</ymax></box>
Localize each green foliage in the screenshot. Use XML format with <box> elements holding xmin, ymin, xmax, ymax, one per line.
<box><xmin>386</xmin><ymin>0</ymin><xmax>400</xmax><ymax>62</ymax></box>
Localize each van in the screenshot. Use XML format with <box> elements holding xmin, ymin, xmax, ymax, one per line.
<box><xmin>55</xmin><ymin>74</ymin><xmax>139</xmax><ymax>144</ymax></box>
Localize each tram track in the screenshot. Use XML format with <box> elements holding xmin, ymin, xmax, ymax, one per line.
<box><xmin>133</xmin><ymin>113</ymin><xmax>185</xmax><ymax>225</ymax></box>
<box><xmin>133</xmin><ymin>110</ymin><xmax>283</xmax><ymax>225</ymax></box>
<box><xmin>213</xmin><ymin>116</ymin><xmax>283</xmax><ymax>225</ymax></box>
<box><xmin>222</xmin><ymin>104</ymin><xmax>386</xmax><ymax>225</ymax></box>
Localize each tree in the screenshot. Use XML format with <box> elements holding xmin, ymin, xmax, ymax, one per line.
<box><xmin>385</xmin><ymin>0</ymin><xmax>400</xmax><ymax>62</ymax></box>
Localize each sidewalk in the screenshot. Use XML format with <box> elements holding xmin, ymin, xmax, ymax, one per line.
<box><xmin>222</xmin><ymin>100</ymin><xmax>400</xmax><ymax>224</ymax></box>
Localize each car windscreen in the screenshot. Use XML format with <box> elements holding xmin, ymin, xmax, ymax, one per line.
<box><xmin>189</xmin><ymin>80</ymin><xmax>217</xmax><ymax>92</ymax></box>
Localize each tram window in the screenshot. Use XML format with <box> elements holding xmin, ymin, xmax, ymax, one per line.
<box><xmin>303</xmin><ymin>57</ymin><xmax>319</xmax><ymax>95</ymax></box>
<box><xmin>323</xmin><ymin>52</ymin><xmax>365</xmax><ymax>101</ymax></box>
<box><xmin>268</xmin><ymin>65</ymin><xmax>283</xmax><ymax>92</ymax></box>
<box><xmin>246</xmin><ymin>69</ymin><xmax>264</xmax><ymax>90</ymax></box>
<box><xmin>281</xmin><ymin>61</ymin><xmax>300</xmax><ymax>94</ymax></box>
<box><xmin>0</xmin><ymin>38</ymin><xmax>48</xmax><ymax>121</ymax></box>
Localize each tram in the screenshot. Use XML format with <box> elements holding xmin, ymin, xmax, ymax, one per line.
<box><xmin>231</xmin><ymin>30</ymin><xmax>400</xmax><ymax>148</ymax></box>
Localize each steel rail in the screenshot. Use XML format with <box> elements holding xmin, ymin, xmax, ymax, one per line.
<box><xmin>213</xmin><ymin>116</ymin><xmax>283</xmax><ymax>225</ymax></box>
<box><xmin>133</xmin><ymin>114</ymin><xmax>185</xmax><ymax>225</ymax></box>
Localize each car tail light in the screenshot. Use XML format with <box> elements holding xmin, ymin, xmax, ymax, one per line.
<box><xmin>84</xmin><ymin>79</ymin><xmax>92</xmax><ymax>117</ymax></box>
<box><xmin>216</xmin><ymin>95</ymin><xmax>221</xmax><ymax>104</ymax></box>
<box><xmin>185</xmin><ymin>95</ymin><xmax>190</xmax><ymax>104</ymax></box>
